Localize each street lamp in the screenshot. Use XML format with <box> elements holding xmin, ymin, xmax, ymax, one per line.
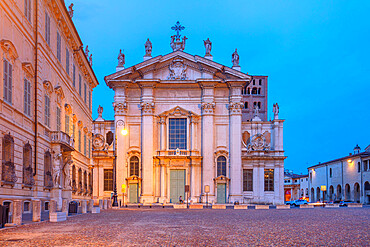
<box><xmin>112</xmin><ymin>126</ymin><xmax>128</xmax><ymax>207</ymax></box>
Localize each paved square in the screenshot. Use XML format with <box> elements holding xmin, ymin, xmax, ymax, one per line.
<box><xmin>0</xmin><ymin>208</ymin><xmax>369</xmax><ymax>246</ymax></box>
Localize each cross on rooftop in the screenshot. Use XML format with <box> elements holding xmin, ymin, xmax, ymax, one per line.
<box><xmin>171</xmin><ymin>21</ymin><xmax>185</xmax><ymax>39</ymax></box>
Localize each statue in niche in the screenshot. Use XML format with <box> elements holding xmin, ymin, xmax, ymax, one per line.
<box><xmin>232</xmin><ymin>48</ymin><xmax>239</xmax><ymax>67</ymax></box>
<box><xmin>204</xmin><ymin>38</ymin><xmax>212</xmax><ymax>55</ymax></box>
<box><xmin>53</xmin><ymin>153</ymin><xmax>62</xmax><ymax>188</ymax></box>
<box><xmin>84</xmin><ymin>45</ymin><xmax>89</xmax><ymax>57</ymax></box>
<box><xmin>253</xmin><ymin>104</ymin><xmax>260</xmax><ymax>116</ymax></box>
<box><xmin>145</xmin><ymin>38</ymin><xmax>152</xmax><ymax>56</ymax></box>
<box><xmin>63</xmin><ymin>158</ymin><xmax>72</xmax><ymax>189</ymax></box>
<box><xmin>118</xmin><ymin>49</ymin><xmax>125</xmax><ymax>67</ymax></box>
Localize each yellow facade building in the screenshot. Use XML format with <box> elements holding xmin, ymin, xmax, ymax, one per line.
<box><xmin>0</xmin><ymin>0</ymin><xmax>98</xmax><ymax>224</ymax></box>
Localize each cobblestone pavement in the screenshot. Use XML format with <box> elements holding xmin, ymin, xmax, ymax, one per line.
<box><xmin>0</xmin><ymin>208</ymin><xmax>369</xmax><ymax>246</ymax></box>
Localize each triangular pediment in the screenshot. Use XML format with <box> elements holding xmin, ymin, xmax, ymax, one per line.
<box><xmin>105</xmin><ymin>51</ymin><xmax>251</xmax><ymax>84</ymax></box>
<box><xmin>158</xmin><ymin>106</ymin><xmax>200</xmax><ymax>118</ymax></box>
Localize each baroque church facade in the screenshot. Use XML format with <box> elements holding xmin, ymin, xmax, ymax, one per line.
<box><xmin>93</xmin><ymin>27</ymin><xmax>285</xmax><ymax>205</ymax></box>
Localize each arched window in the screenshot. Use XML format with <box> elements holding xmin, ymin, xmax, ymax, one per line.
<box><xmin>84</xmin><ymin>170</ymin><xmax>88</xmax><ymax>192</ymax></box>
<box><xmin>252</xmin><ymin>79</ymin><xmax>255</xmax><ymax>85</ymax></box>
<box><xmin>247</xmin><ymin>88</ymin><xmax>250</xmax><ymax>94</ymax></box>
<box><xmin>259</xmin><ymin>79</ymin><xmax>262</xmax><ymax>85</ymax></box>
<box><xmin>72</xmin><ymin>165</ymin><xmax>76</xmax><ymax>191</ymax></box>
<box><xmin>217</xmin><ymin>156</ymin><xmax>227</xmax><ymax>177</ymax></box>
<box><xmin>357</xmin><ymin>162</ymin><xmax>361</xmax><ymax>173</ymax></box>
<box><xmin>329</xmin><ymin>185</ymin><xmax>334</xmax><ymax>200</ymax></box>
<box><xmin>130</xmin><ymin>156</ymin><xmax>139</xmax><ymax>177</ymax></box>
<box><xmin>244</xmin><ymin>102</ymin><xmax>248</xmax><ymax>109</ymax></box>
<box><xmin>251</xmin><ymin>87</ymin><xmax>257</xmax><ymax>95</ymax></box>
<box><xmin>316</xmin><ymin>187</ymin><xmax>321</xmax><ymax>202</ymax></box>
<box><xmin>310</xmin><ymin>188</ymin><xmax>315</xmax><ymax>202</ymax></box>
<box><xmin>364</xmin><ymin>161</ymin><xmax>368</xmax><ymax>171</ymax></box>
<box><xmin>257</xmin><ymin>102</ymin><xmax>261</xmax><ymax>109</ymax></box>
<box><xmin>257</xmin><ymin>88</ymin><xmax>261</xmax><ymax>95</ymax></box>
<box><xmin>23</xmin><ymin>144</ymin><xmax>34</xmax><ymax>186</ymax></box>
<box><xmin>336</xmin><ymin>185</ymin><xmax>342</xmax><ymax>200</ymax></box>
<box><xmin>44</xmin><ymin>151</ymin><xmax>52</xmax><ymax>188</ymax></box>
<box><xmin>345</xmin><ymin>184</ymin><xmax>350</xmax><ymax>200</ymax></box>
<box><xmin>78</xmin><ymin>168</ymin><xmax>82</xmax><ymax>192</ymax></box>
<box><xmin>329</xmin><ymin>168</ymin><xmax>332</xmax><ymax>178</ymax></box>
<box><xmin>2</xmin><ymin>134</ymin><xmax>16</xmax><ymax>184</ymax></box>
<box><xmin>354</xmin><ymin>183</ymin><xmax>360</xmax><ymax>202</ymax></box>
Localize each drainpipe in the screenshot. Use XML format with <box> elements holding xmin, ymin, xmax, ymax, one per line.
<box><xmin>33</xmin><ymin>0</ymin><xmax>38</xmax><ymax>176</ymax></box>
<box><xmin>341</xmin><ymin>160</ymin><xmax>344</xmax><ymax>199</ymax></box>
<box><xmin>360</xmin><ymin>157</ymin><xmax>363</xmax><ymax>203</ymax></box>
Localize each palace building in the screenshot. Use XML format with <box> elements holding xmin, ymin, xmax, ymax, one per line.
<box><xmin>92</xmin><ymin>24</ymin><xmax>286</xmax><ymax>205</ymax></box>
<box><xmin>0</xmin><ymin>0</ymin><xmax>98</xmax><ymax>224</ymax></box>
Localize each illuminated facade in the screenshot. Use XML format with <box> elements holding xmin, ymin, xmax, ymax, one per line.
<box><xmin>93</xmin><ymin>34</ymin><xmax>286</xmax><ymax>205</ymax></box>
<box><xmin>0</xmin><ymin>0</ymin><xmax>98</xmax><ymax>223</ymax></box>
<box><xmin>308</xmin><ymin>145</ymin><xmax>370</xmax><ymax>204</ymax></box>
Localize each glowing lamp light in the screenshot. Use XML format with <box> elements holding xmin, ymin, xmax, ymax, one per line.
<box><xmin>347</xmin><ymin>159</ymin><xmax>352</xmax><ymax>163</ymax></box>
<box><xmin>121</xmin><ymin>129</ymin><xmax>128</xmax><ymax>136</ymax></box>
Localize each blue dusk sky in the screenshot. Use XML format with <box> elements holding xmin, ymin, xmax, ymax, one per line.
<box><xmin>65</xmin><ymin>0</ymin><xmax>370</xmax><ymax>174</ymax></box>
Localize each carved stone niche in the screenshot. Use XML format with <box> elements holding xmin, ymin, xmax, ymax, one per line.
<box><xmin>0</xmin><ymin>39</ymin><xmax>19</xmax><ymax>62</ymax></box>
<box><xmin>55</xmin><ymin>86</ymin><xmax>65</xmax><ymax>106</ymax></box>
<box><xmin>43</xmin><ymin>80</ymin><xmax>54</xmax><ymax>94</ymax></box>
<box><xmin>65</xmin><ymin>103</ymin><xmax>72</xmax><ymax>115</ymax></box>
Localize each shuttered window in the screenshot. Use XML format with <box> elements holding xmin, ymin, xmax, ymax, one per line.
<box><xmin>44</xmin><ymin>95</ymin><xmax>50</xmax><ymax>127</ymax></box>
<box><xmin>57</xmin><ymin>32</ymin><xmax>61</xmax><ymax>62</ymax></box>
<box><xmin>24</xmin><ymin>79</ymin><xmax>31</xmax><ymax>116</ymax></box>
<box><xmin>45</xmin><ymin>12</ymin><xmax>50</xmax><ymax>46</ymax></box>
<box><xmin>66</xmin><ymin>48</ymin><xmax>70</xmax><ymax>74</ymax></box>
<box><xmin>24</xmin><ymin>0</ymin><xmax>32</xmax><ymax>23</ymax></box>
<box><xmin>56</xmin><ymin>107</ymin><xmax>61</xmax><ymax>131</ymax></box>
<box><xmin>65</xmin><ymin>114</ymin><xmax>70</xmax><ymax>135</ymax></box>
<box><xmin>3</xmin><ymin>59</ymin><xmax>12</xmax><ymax>104</ymax></box>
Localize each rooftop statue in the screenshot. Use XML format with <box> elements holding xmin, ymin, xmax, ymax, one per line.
<box><xmin>273</xmin><ymin>103</ymin><xmax>279</xmax><ymax>120</ymax></box>
<box><xmin>84</xmin><ymin>45</ymin><xmax>89</xmax><ymax>57</ymax></box>
<box><xmin>117</xmin><ymin>49</ymin><xmax>125</xmax><ymax>67</ymax></box>
<box><xmin>145</xmin><ymin>38</ymin><xmax>152</xmax><ymax>56</ymax></box>
<box><xmin>68</xmin><ymin>3</ymin><xmax>74</xmax><ymax>18</ymax></box>
<box><xmin>170</xmin><ymin>21</ymin><xmax>187</xmax><ymax>51</ymax></box>
<box><xmin>232</xmin><ymin>48</ymin><xmax>239</xmax><ymax>67</ymax></box>
<box><xmin>97</xmin><ymin>105</ymin><xmax>103</xmax><ymax>118</ymax></box>
<box><xmin>204</xmin><ymin>38</ymin><xmax>212</xmax><ymax>55</ymax></box>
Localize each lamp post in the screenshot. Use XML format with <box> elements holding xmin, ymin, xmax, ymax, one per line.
<box><xmin>112</xmin><ymin>126</ymin><xmax>128</xmax><ymax>208</ymax></box>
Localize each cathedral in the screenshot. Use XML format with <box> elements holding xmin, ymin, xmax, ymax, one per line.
<box><xmin>92</xmin><ymin>23</ymin><xmax>286</xmax><ymax>205</ymax></box>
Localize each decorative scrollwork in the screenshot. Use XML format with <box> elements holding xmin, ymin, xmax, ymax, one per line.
<box><xmin>201</xmin><ymin>102</ymin><xmax>215</xmax><ymax>114</ymax></box>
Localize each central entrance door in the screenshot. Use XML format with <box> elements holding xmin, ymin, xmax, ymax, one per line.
<box><xmin>129</xmin><ymin>183</ymin><xmax>138</xmax><ymax>203</ymax></box>
<box><xmin>170</xmin><ymin>170</ymin><xmax>185</xmax><ymax>203</ymax></box>
<box><xmin>217</xmin><ymin>184</ymin><xmax>226</xmax><ymax>204</ymax></box>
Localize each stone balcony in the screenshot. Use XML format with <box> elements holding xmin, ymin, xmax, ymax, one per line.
<box><xmin>156</xmin><ymin>150</ymin><xmax>201</xmax><ymax>157</ymax></box>
<box><xmin>51</xmin><ymin>131</ymin><xmax>75</xmax><ymax>151</ymax></box>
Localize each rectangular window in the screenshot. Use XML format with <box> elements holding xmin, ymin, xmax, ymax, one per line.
<box><xmin>24</xmin><ymin>79</ymin><xmax>31</xmax><ymax>116</ymax></box>
<box><xmin>73</xmin><ymin>123</ymin><xmax>75</xmax><ymax>138</ymax></box>
<box><xmin>88</xmin><ymin>138</ymin><xmax>91</xmax><ymax>158</ymax></box>
<box><xmin>103</xmin><ymin>169</ymin><xmax>113</xmax><ymax>191</ymax></box>
<box><xmin>3</xmin><ymin>59</ymin><xmax>12</xmax><ymax>104</ymax></box>
<box><xmin>264</xmin><ymin>169</ymin><xmax>274</xmax><ymax>191</ymax></box>
<box><xmin>73</xmin><ymin>64</ymin><xmax>76</xmax><ymax>87</ymax></box>
<box><xmin>57</xmin><ymin>32</ymin><xmax>61</xmax><ymax>62</ymax></box>
<box><xmin>66</xmin><ymin>48</ymin><xmax>70</xmax><ymax>75</ymax></box>
<box><xmin>89</xmin><ymin>91</ymin><xmax>92</xmax><ymax>111</ymax></box>
<box><xmin>84</xmin><ymin>83</ymin><xmax>87</xmax><ymax>102</ymax></box>
<box><xmin>243</xmin><ymin>169</ymin><xmax>253</xmax><ymax>191</ymax></box>
<box><xmin>56</xmin><ymin>106</ymin><xmax>61</xmax><ymax>131</ymax></box>
<box><xmin>24</xmin><ymin>0</ymin><xmax>31</xmax><ymax>23</ymax></box>
<box><xmin>84</xmin><ymin>134</ymin><xmax>87</xmax><ymax>156</ymax></box>
<box><xmin>45</xmin><ymin>11</ymin><xmax>50</xmax><ymax>46</ymax></box>
<box><xmin>78</xmin><ymin>130</ymin><xmax>81</xmax><ymax>152</ymax></box>
<box><xmin>168</xmin><ymin>118</ymin><xmax>187</xmax><ymax>149</ymax></box>
<box><xmin>79</xmin><ymin>74</ymin><xmax>82</xmax><ymax>96</ymax></box>
<box><xmin>44</xmin><ymin>95</ymin><xmax>50</xmax><ymax>127</ymax></box>
<box><xmin>65</xmin><ymin>114</ymin><xmax>70</xmax><ymax>135</ymax></box>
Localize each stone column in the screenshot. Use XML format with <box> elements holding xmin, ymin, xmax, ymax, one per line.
<box><xmin>32</xmin><ymin>199</ymin><xmax>41</xmax><ymax>222</ymax></box>
<box><xmin>228</xmin><ymin>81</ymin><xmax>244</xmax><ymax>203</ymax></box>
<box><xmin>88</xmin><ymin>199</ymin><xmax>94</xmax><ymax>212</ymax></box>
<box><xmin>138</xmin><ymin>80</ymin><xmax>157</xmax><ymax>203</ymax></box>
<box><xmin>160</xmin><ymin>164</ymin><xmax>166</xmax><ymax>202</ymax></box>
<box><xmin>13</xmin><ymin>200</ymin><xmax>22</xmax><ymax>225</ymax></box>
<box><xmin>113</xmin><ymin>83</ymin><xmax>129</xmax><ymax>207</ymax></box>
<box><xmin>50</xmin><ymin>200</ymin><xmax>57</xmax><ymax>213</ymax></box>
<box><xmin>81</xmin><ymin>200</ymin><xmax>87</xmax><ymax>214</ymax></box>
<box><xmin>159</xmin><ymin>117</ymin><xmax>166</xmax><ymax>150</ymax></box>
<box><xmin>198</xmin><ymin>80</ymin><xmax>217</xmax><ymax>201</ymax></box>
<box><xmin>62</xmin><ymin>199</ymin><xmax>69</xmax><ymax>214</ymax></box>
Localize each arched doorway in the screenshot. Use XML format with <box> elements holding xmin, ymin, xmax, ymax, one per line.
<box><xmin>316</xmin><ymin>187</ymin><xmax>321</xmax><ymax>202</ymax></box>
<box><xmin>354</xmin><ymin>183</ymin><xmax>360</xmax><ymax>202</ymax></box>
<box><xmin>364</xmin><ymin>181</ymin><xmax>370</xmax><ymax>204</ymax></box>
<box><xmin>345</xmin><ymin>184</ymin><xmax>351</xmax><ymax>200</ymax></box>
<box><xmin>311</xmin><ymin>188</ymin><xmax>315</xmax><ymax>202</ymax></box>
<box><xmin>329</xmin><ymin>185</ymin><xmax>334</xmax><ymax>201</ymax></box>
<box><xmin>336</xmin><ymin>185</ymin><xmax>342</xmax><ymax>200</ymax></box>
